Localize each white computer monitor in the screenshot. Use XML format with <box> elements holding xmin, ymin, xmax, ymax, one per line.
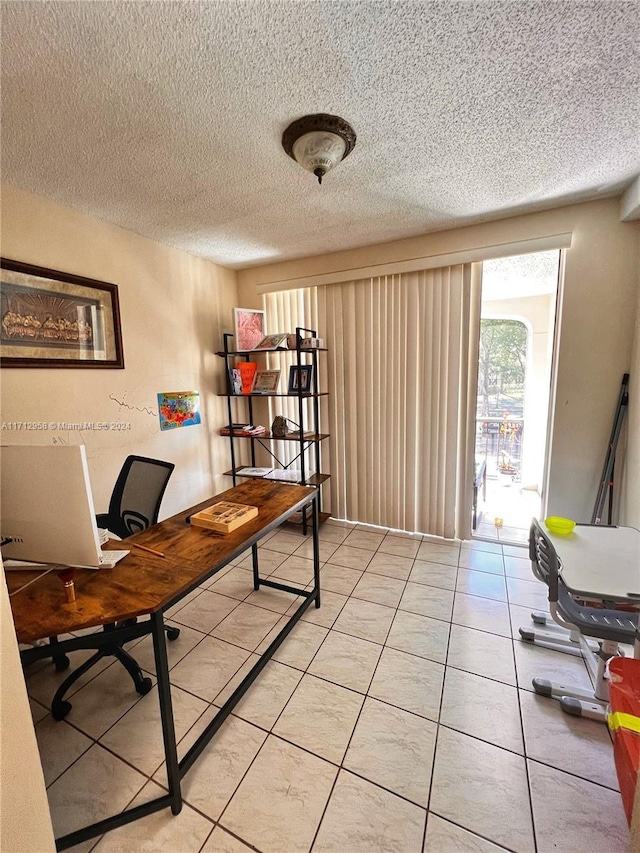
<box><xmin>0</xmin><ymin>444</ymin><xmax>103</xmax><ymax>567</ymax></box>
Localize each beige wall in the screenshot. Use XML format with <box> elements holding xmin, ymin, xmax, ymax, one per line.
<box><xmin>0</xmin><ymin>562</ymin><xmax>55</xmax><ymax>853</ymax></box>
<box><xmin>0</xmin><ymin>184</ymin><xmax>239</xmax><ymax>851</ymax></box>
<box><xmin>624</xmin><ymin>249</ymin><xmax>640</xmax><ymax>524</ymax></box>
<box><xmin>1</xmin><ymin>184</ymin><xmax>238</xmax><ymax>514</ymax></box>
<box><xmin>239</xmin><ymin>198</ymin><xmax>640</xmax><ymax>527</ymax></box>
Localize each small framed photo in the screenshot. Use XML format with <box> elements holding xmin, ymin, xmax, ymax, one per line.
<box><xmin>233</xmin><ymin>307</ymin><xmax>266</xmax><ymax>352</ymax></box>
<box><xmin>228</xmin><ymin>367</ymin><xmax>242</xmax><ymax>395</ymax></box>
<box><xmin>252</xmin><ymin>333</ymin><xmax>289</xmax><ymax>351</ymax></box>
<box><xmin>288</xmin><ymin>364</ymin><xmax>313</xmax><ymax>393</ymax></box>
<box><xmin>251</xmin><ymin>369</ymin><xmax>281</xmax><ymax>393</ymax></box>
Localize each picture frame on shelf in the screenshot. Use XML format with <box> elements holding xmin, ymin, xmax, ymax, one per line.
<box><xmin>251</xmin><ymin>369</ymin><xmax>281</xmax><ymax>393</ymax></box>
<box><xmin>288</xmin><ymin>364</ymin><xmax>313</xmax><ymax>393</ymax></box>
<box><xmin>228</xmin><ymin>367</ymin><xmax>242</xmax><ymax>395</ymax></box>
<box><xmin>233</xmin><ymin>307</ymin><xmax>266</xmax><ymax>352</ymax></box>
<box><xmin>0</xmin><ymin>257</ymin><xmax>124</xmax><ymax>368</ymax></box>
<box><xmin>252</xmin><ymin>333</ymin><xmax>289</xmax><ymax>351</ymax></box>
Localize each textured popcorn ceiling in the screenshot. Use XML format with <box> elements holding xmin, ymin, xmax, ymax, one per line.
<box><xmin>1</xmin><ymin>1</ymin><xmax>638</xmax><ymax>269</ymax></box>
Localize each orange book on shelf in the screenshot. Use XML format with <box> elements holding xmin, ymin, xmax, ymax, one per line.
<box><xmin>238</xmin><ymin>362</ymin><xmax>257</xmax><ymax>394</ymax></box>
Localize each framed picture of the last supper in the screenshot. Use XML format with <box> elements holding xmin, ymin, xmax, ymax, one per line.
<box><xmin>0</xmin><ymin>258</ymin><xmax>124</xmax><ymax>368</ymax></box>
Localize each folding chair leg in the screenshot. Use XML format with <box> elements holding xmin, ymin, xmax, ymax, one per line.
<box><xmin>532</xmin><ymin>678</ymin><xmax>600</xmax><ymax>703</ymax></box>
<box><xmin>559</xmin><ymin>696</ymin><xmax>608</xmax><ymax>722</ymax></box>
<box><xmin>520</xmin><ymin>613</ymin><xmax>599</xmax><ymax>655</ymax></box>
<box><xmin>531</xmin><ymin>639</ymin><xmax>618</xmax><ymax>724</ymax></box>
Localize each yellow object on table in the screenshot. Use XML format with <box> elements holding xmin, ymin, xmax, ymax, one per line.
<box><xmin>544</xmin><ymin>516</ymin><xmax>576</xmax><ymax>535</ymax></box>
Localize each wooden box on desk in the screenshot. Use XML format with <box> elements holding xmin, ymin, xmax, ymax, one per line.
<box><xmin>190</xmin><ymin>501</ymin><xmax>258</xmax><ymax>534</ymax></box>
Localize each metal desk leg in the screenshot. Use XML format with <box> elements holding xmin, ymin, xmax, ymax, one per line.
<box><xmin>252</xmin><ymin>542</ymin><xmax>260</xmax><ymax>591</ymax></box>
<box><xmin>151</xmin><ymin>611</ymin><xmax>182</xmax><ymax>815</ymax></box>
<box><xmin>313</xmin><ymin>494</ymin><xmax>321</xmax><ymax>608</ymax></box>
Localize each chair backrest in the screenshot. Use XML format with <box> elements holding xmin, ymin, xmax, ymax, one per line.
<box><xmin>106</xmin><ymin>456</ymin><xmax>175</xmax><ymax>539</ymax></box>
<box><xmin>529</xmin><ymin>518</ymin><xmax>560</xmax><ymax>604</ymax></box>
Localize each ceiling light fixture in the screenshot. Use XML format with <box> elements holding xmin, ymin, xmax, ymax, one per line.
<box><xmin>282</xmin><ymin>113</ymin><xmax>356</xmax><ymax>185</ymax></box>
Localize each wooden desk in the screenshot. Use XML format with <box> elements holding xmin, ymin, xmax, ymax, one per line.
<box><xmin>546</xmin><ymin>524</ymin><xmax>640</xmax><ymax>603</ymax></box>
<box><xmin>7</xmin><ymin>479</ymin><xmax>320</xmax><ymax>851</ymax></box>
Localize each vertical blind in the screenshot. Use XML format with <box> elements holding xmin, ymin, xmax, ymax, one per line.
<box><xmin>264</xmin><ymin>263</ymin><xmax>481</xmax><ymax>539</ymax></box>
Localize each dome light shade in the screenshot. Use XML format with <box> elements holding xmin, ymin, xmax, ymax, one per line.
<box><xmin>282</xmin><ymin>114</ymin><xmax>356</xmax><ymax>184</ymax></box>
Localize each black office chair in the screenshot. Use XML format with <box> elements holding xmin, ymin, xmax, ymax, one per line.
<box><xmin>522</xmin><ymin>519</ymin><xmax>638</xmax><ymax>722</ymax></box>
<box><xmin>50</xmin><ymin>455</ymin><xmax>177</xmax><ymax>720</ymax></box>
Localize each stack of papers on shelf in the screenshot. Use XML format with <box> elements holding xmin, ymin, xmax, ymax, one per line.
<box><xmin>219</xmin><ymin>424</ymin><xmax>266</xmax><ymax>436</ymax></box>
<box><xmin>239</xmin><ymin>467</ymin><xmax>273</xmax><ymax>476</ymax></box>
<box><xmin>265</xmin><ymin>469</ymin><xmax>311</xmax><ymax>482</ymax></box>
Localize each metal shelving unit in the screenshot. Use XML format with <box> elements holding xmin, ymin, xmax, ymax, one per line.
<box><xmin>217</xmin><ymin>326</ymin><xmax>330</xmax><ymax>525</ymax></box>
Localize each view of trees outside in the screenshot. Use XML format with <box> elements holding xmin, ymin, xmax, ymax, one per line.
<box><xmin>477</xmin><ymin>319</ymin><xmax>527</xmax><ymax>418</ymax></box>
<box><xmin>476</xmin><ymin>319</ymin><xmax>528</xmax><ymax>481</ymax></box>
<box><xmin>473</xmin><ymin>251</ymin><xmax>558</xmax><ymax>538</ymax></box>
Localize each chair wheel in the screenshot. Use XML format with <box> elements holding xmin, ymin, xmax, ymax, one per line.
<box><xmin>54</xmin><ymin>654</ymin><xmax>71</xmax><ymax>672</ymax></box>
<box><xmin>137</xmin><ymin>677</ymin><xmax>153</xmax><ymax>696</ymax></box>
<box><xmin>52</xmin><ymin>699</ymin><xmax>72</xmax><ymax>721</ymax></box>
<box><xmin>166</xmin><ymin>627</ymin><xmax>180</xmax><ymax>641</ymax></box>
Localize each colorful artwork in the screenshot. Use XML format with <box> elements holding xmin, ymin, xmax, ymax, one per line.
<box><xmin>157</xmin><ymin>391</ymin><xmax>201</xmax><ymax>431</ymax></box>
<box><xmin>233</xmin><ymin>308</ymin><xmax>266</xmax><ymax>351</ymax></box>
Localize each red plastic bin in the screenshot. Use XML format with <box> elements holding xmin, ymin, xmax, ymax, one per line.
<box><xmin>608</xmin><ymin>657</ymin><xmax>640</xmax><ymax>826</ymax></box>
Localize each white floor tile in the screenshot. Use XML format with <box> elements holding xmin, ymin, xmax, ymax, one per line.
<box><xmin>409</xmin><ymin>559</ymin><xmax>458</xmax><ymax>591</ymax></box>
<box><xmin>99</xmin><ymin>684</ymin><xmax>208</xmax><ymax>775</ymax></box>
<box><xmin>261</xmin><ymin>618</ymin><xmax>329</xmax><ymax>669</ymax></box>
<box><xmin>344</xmin><ymin>696</ymin><xmax>437</xmax><ymax>806</ymax></box>
<box><xmin>430</xmin><ymin>728</ymin><xmax>535</xmax><ymax>853</ymax></box>
<box><xmin>343</xmin><ymin>529</ymin><xmax>386</xmax><ymax>551</ymax></box>
<box><xmin>90</xmin><ymin>780</ymin><xmax>213</xmax><ymax>852</ymax></box>
<box><xmin>273</xmin><ymin>673</ymin><xmax>364</xmax><ymax>763</ymax></box>
<box><xmin>308</xmin><ymin>629</ymin><xmax>382</xmax><ymax>693</ymax></box>
<box><xmin>424</xmin><ymin>814</ymin><xmax>507</xmax><ymax>852</ymax></box>
<box><xmin>440</xmin><ymin>668</ymin><xmax>524</xmax><ymax>754</ymax></box>
<box><xmin>220</xmin><ymin>735</ymin><xmax>337</xmax><ymax>853</ymax></box>
<box><xmin>400</xmin><ymin>582</ymin><xmax>454</xmax><ymax>622</ymax></box>
<box><xmin>46</xmin><ymin>745</ymin><xmax>147</xmax><ymax>839</ymax></box>
<box><xmin>458</xmin><ymin>550</ymin><xmax>505</xmax><ymax>574</ymax></box>
<box><xmin>170</xmin><ymin>636</ymin><xmax>250</xmax><ymax>702</ymax></box>
<box><xmin>200</xmin><ymin>826</ymin><xmax>254</xmax><ymax>852</ymax></box>
<box><xmin>456</xmin><ymin>568</ymin><xmax>507</xmax><ymax>602</ymax></box>
<box><xmin>452</xmin><ymin>591</ymin><xmax>512</xmax><ymax>638</ymax></box>
<box><xmin>352</xmin><ymin>572</ymin><xmax>406</xmax><ymax>607</ymax></box>
<box><xmin>333</xmin><ymin>598</ymin><xmax>396</xmax><ymax>645</ymax></box>
<box><xmin>179</xmin><ymin>715</ymin><xmax>267</xmax><ymax>820</ymax></box>
<box><xmin>35</xmin><ymin>716</ymin><xmax>94</xmax><ymax>786</ymax></box>
<box><xmin>231</xmin><ymin>658</ymin><xmax>303</xmax><ymax>729</ymax></box>
<box><xmin>170</xmin><ymin>589</ymin><xmax>240</xmax><ymax>634</ymax></box>
<box><xmin>519</xmin><ymin>689</ymin><xmax>619</xmax><ymax>789</ymax></box>
<box><xmin>379</xmin><ymin>534</ymin><xmax>421</xmax><ymax>559</ymax></box>
<box><xmin>513</xmin><ymin>639</ymin><xmax>592</xmax><ymax>694</ymax></box>
<box><xmin>314</xmin><ymin>770</ymin><xmax>426</xmax><ymax>853</ymax></box>
<box><xmin>386</xmin><ymin>610</ymin><xmax>451</xmax><ymax>664</ymax></box>
<box><xmin>528</xmin><ymin>760</ymin><xmax>629</xmax><ymax>853</ymax></box>
<box><xmin>447</xmin><ymin>624</ymin><xmax>516</xmax><ymax>686</ymax></box>
<box><xmin>365</xmin><ymin>551</ymin><xmax>414</xmax><ymax>580</ymax></box>
<box><xmin>329</xmin><ymin>544</ymin><xmax>375</xmax><ymax>571</ymax></box>
<box><xmin>368</xmin><ymin>647</ymin><xmax>445</xmax><ymax>721</ymax></box>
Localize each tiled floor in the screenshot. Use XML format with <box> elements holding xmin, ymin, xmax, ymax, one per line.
<box><xmin>25</xmin><ymin>520</ymin><xmax>630</xmax><ymax>853</ymax></box>
<box><xmin>475</xmin><ymin>476</ymin><xmax>541</xmax><ymax>544</ymax></box>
